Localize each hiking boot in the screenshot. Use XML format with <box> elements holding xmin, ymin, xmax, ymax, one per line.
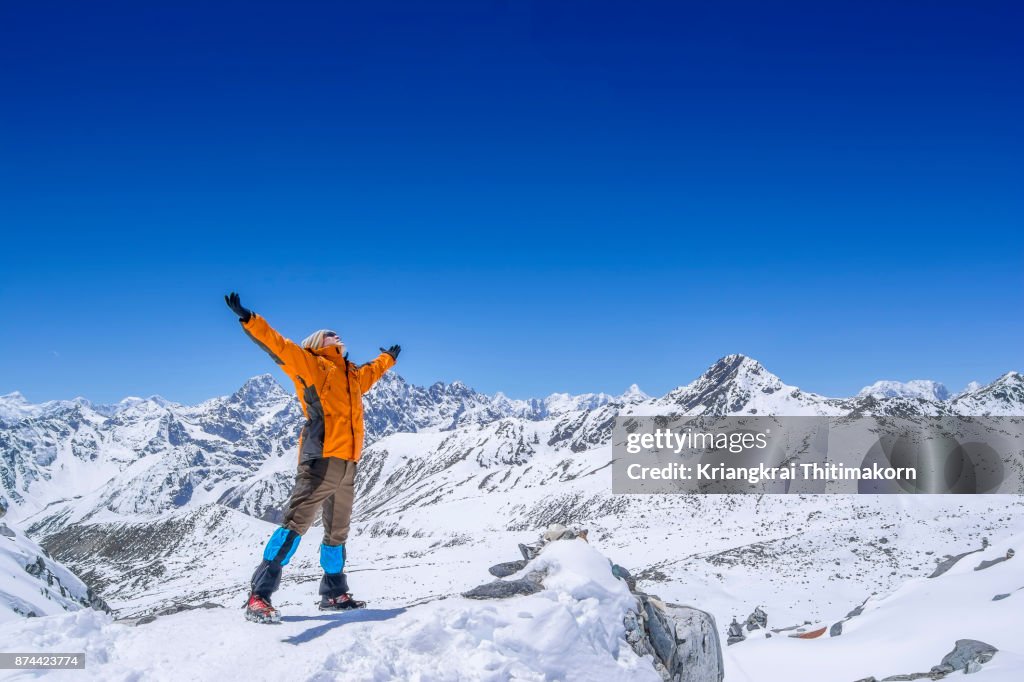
<box><xmin>244</xmin><ymin>593</ymin><xmax>281</xmax><ymax>623</ymax></box>
<box><xmin>318</xmin><ymin>593</ymin><xmax>366</xmax><ymax>611</ymax></box>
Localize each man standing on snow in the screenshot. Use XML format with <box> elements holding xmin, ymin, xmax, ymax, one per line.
<box><xmin>225</xmin><ymin>292</ymin><xmax>400</xmax><ymax>623</ymax></box>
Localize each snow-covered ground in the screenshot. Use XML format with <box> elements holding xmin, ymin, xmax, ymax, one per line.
<box><xmin>0</xmin><ymin>540</ymin><xmax>659</xmax><ymax>682</ymax></box>
<box><xmin>3</xmin><ymin>516</ymin><xmax>1021</xmax><ymax>681</ymax></box>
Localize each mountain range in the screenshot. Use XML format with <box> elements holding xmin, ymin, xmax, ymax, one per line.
<box><xmin>0</xmin><ymin>354</ymin><xmax>1022</xmax><ymax>679</ymax></box>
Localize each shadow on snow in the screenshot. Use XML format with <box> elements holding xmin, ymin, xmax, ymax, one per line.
<box><xmin>280</xmin><ymin>608</ymin><xmax>407</xmax><ymax>645</ymax></box>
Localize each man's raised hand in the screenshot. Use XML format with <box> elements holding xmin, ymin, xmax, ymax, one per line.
<box><xmin>224</xmin><ymin>292</ymin><xmax>253</xmax><ymax>323</ymax></box>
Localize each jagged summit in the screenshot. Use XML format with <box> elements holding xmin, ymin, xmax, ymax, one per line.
<box><xmin>232</xmin><ymin>374</ymin><xmax>287</xmax><ymax>403</ymax></box>
<box><xmin>701</xmin><ymin>354</ymin><xmax>778</xmax><ymax>388</ymax></box>
<box><xmin>658</xmin><ymin>354</ymin><xmax>827</xmax><ymax>416</ymax></box>
<box><xmin>618</xmin><ymin>384</ymin><xmax>649</xmax><ymax>403</ymax></box>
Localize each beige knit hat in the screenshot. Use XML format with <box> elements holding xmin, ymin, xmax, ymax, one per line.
<box><xmin>300</xmin><ymin>329</ymin><xmax>339</xmax><ymax>350</ymax></box>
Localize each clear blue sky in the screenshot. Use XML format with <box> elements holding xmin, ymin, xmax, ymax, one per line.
<box><xmin>1</xmin><ymin>1</ymin><xmax>1021</xmax><ymax>405</ymax></box>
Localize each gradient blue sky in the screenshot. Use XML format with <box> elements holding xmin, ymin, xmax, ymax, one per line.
<box><xmin>1</xmin><ymin>0</ymin><xmax>1021</xmax><ymax>405</ymax></box>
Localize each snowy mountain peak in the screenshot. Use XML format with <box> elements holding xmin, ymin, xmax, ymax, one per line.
<box><xmin>428</xmin><ymin>379</ymin><xmax>477</xmax><ymax>400</ymax></box>
<box><xmin>231</xmin><ymin>374</ymin><xmax>287</xmax><ymax>406</ymax></box>
<box><xmin>542</xmin><ymin>391</ymin><xmax>614</xmax><ymax>415</ymax></box>
<box><xmin>954</xmin><ymin>381</ymin><xmax>983</xmax><ymax>398</ymax></box>
<box><xmin>696</xmin><ymin>354</ymin><xmax>781</xmax><ymax>391</ymax></box>
<box><xmin>857</xmin><ymin>379</ymin><xmax>951</xmax><ymax>402</ymax></box>
<box><xmin>659</xmin><ymin>354</ymin><xmax>841</xmax><ymax>416</ymax></box>
<box><xmin>0</xmin><ymin>391</ymin><xmax>38</xmax><ymax>422</ymax></box>
<box><xmin>618</xmin><ymin>384</ymin><xmax>649</xmax><ymax>403</ymax></box>
<box><xmin>712</xmin><ymin>354</ymin><xmax>773</xmax><ymax>381</ymax></box>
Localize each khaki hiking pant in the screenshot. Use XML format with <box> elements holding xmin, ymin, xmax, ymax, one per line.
<box><xmin>281</xmin><ymin>457</ymin><xmax>357</xmax><ymax>545</ymax></box>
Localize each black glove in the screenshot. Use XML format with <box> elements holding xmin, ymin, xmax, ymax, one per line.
<box><xmin>380</xmin><ymin>345</ymin><xmax>401</xmax><ymax>361</ymax></box>
<box><xmin>224</xmin><ymin>292</ymin><xmax>253</xmax><ymax>323</ymax></box>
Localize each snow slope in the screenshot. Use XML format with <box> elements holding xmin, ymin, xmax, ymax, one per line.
<box><xmin>726</xmin><ymin>534</ymin><xmax>1024</xmax><ymax>681</ymax></box>
<box><xmin>0</xmin><ymin>514</ymin><xmax>105</xmax><ymax>624</ymax></box>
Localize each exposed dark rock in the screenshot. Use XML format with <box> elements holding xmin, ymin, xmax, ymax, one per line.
<box><xmin>830</xmin><ymin>595</ymin><xmax>871</xmax><ymax>637</ymax></box>
<box><xmin>462</xmin><ymin>578</ymin><xmax>543</xmax><ymax>600</ymax></box>
<box><xmin>934</xmin><ymin>639</ymin><xmax>997</xmax><ymax>673</ymax></box>
<box><xmin>745</xmin><ymin>606</ymin><xmax>767</xmax><ymax>631</ymax></box>
<box><xmin>0</xmin><ymin>522</ymin><xmax>15</xmax><ymax>538</ymax></box>
<box><xmin>611</xmin><ymin>564</ymin><xmax>636</xmax><ymax>592</ymax></box>
<box><xmin>975</xmin><ymin>549</ymin><xmax>1014</xmax><ymax>571</ymax></box>
<box><xmin>928</xmin><ymin>547</ymin><xmax>985</xmax><ymax>578</ymax></box>
<box><xmin>634</xmin><ymin>566</ymin><xmax>669</xmax><ymax>583</ymax></box>
<box><xmin>24</xmin><ymin>556</ymin><xmax>46</xmax><ymax>578</ymax></box>
<box><xmin>488</xmin><ymin>560</ymin><xmax>528</xmax><ymax>578</ymax></box>
<box><xmin>664</xmin><ymin>602</ymin><xmax>724</xmax><ymax>682</ymax></box>
<box><xmin>469</xmin><ymin>527</ymin><xmax>722</xmax><ymax>681</ymax></box>
<box><xmin>518</xmin><ymin>542</ymin><xmax>541</xmax><ymax>561</ymax></box>
<box><xmin>863</xmin><ymin>638</ymin><xmax>998</xmax><ymax>681</ymax></box>
<box><xmin>644</xmin><ymin>599</ymin><xmax>677</xmax><ymax>666</ymax></box>
<box><xmin>727</xmin><ymin>618</ymin><xmax>746</xmax><ymax>645</ymax></box>
<box><xmin>627</xmin><ymin>596</ymin><xmax>723</xmax><ymax>681</ymax></box>
<box><xmin>87</xmin><ymin>588</ymin><xmax>112</xmax><ymax>613</ymax></box>
<box><xmin>154</xmin><ymin>601</ymin><xmax>224</xmax><ymax>617</ymax></box>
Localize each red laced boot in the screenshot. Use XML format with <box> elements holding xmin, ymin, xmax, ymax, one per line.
<box><xmin>244</xmin><ymin>593</ymin><xmax>281</xmax><ymax>623</ymax></box>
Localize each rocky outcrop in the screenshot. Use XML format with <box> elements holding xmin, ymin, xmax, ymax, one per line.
<box><xmin>466</xmin><ymin>524</ymin><xmax>724</xmax><ymax>682</ymax></box>
<box><xmin>726</xmin><ymin>618</ymin><xmax>746</xmax><ymax>645</ymax></box>
<box><xmin>487</xmin><ymin>560</ymin><xmax>528</xmax><ymax>578</ymax></box>
<box><xmin>829</xmin><ymin>596</ymin><xmax>869</xmax><ymax>637</ymax></box>
<box><xmin>855</xmin><ymin>638</ymin><xmax>998</xmax><ymax>681</ymax></box>
<box><xmin>625</xmin><ymin>595</ymin><xmax>723</xmax><ymax>682</ymax></box>
<box><xmin>745</xmin><ymin>606</ymin><xmax>767</xmax><ymax>631</ymax></box>
<box><xmin>928</xmin><ymin>539</ymin><xmax>989</xmax><ymax>578</ymax></box>
<box><xmin>933</xmin><ymin>639</ymin><xmax>998</xmax><ymax>674</ymax></box>
<box><xmin>23</xmin><ymin>555</ymin><xmax>111</xmax><ymax>614</ymax></box>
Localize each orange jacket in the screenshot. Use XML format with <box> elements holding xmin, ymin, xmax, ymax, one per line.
<box><xmin>241</xmin><ymin>314</ymin><xmax>395</xmax><ymax>463</ymax></box>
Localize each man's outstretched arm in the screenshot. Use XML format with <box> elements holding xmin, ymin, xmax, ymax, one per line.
<box><xmin>357</xmin><ymin>345</ymin><xmax>400</xmax><ymax>392</ymax></box>
<box><xmin>225</xmin><ymin>291</ymin><xmax>314</xmax><ymax>376</ymax></box>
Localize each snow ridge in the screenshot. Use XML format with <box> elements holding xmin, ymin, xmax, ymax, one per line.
<box><xmin>857</xmin><ymin>379</ymin><xmax>951</xmax><ymax>401</ymax></box>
